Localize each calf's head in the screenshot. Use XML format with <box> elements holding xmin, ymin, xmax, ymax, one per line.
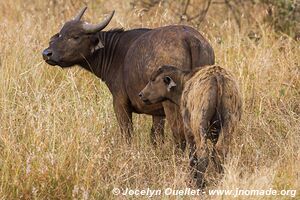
<box><xmin>139</xmin><ymin>65</ymin><xmax>181</xmax><ymax>104</ymax></box>
<box><xmin>42</xmin><ymin>7</ymin><xmax>114</xmax><ymax>67</ymax></box>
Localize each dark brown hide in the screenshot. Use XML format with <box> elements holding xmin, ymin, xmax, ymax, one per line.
<box><xmin>42</xmin><ymin>8</ymin><xmax>215</xmax><ymax>146</ymax></box>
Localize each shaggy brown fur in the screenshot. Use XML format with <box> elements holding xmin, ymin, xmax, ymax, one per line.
<box><xmin>139</xmin><ymin>65</ymin><xmax>242</xmax><ymax>187</ymax></box>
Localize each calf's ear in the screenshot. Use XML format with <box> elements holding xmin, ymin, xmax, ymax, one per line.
<box><xmin>164</xmin><ymin>76</ymin><xmax>176</xmax><ymax>91</ymax></box>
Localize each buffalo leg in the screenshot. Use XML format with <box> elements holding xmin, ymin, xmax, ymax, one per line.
<box><xmin>193</xmin><ymin>94</ymin><xmax>216</xmax><ymax>188</ymax></box>
<box><xmin>113</xmin><ymin>101</ymin><xmax>133</xmax><ymax>143</ymax></box>
<box><xmin>186</xmin><ymin>127</ymin><xmax>208</xmax><ymax>188</ymax></box>
<box><xmin>186</xmin><ymin>129</ymin><xmax>197</xmax><ymax>177</ymax></box>
<box><xmin>213</xmin><ymin>116</ymin><xmax>234</xmax><ymax>173</ymax></box>
<box><xmin>195</xmin><ymin>136</ymin><xmax>209</xmax><ymax>188</ymax></box>
<box><xmin>163</xmin><ymin>101</ymin><xmax>186</xmax><ymax>151</ymax></box>
<box><xmin>150</xmin><ymin>116</ymin><xmax>165</xmax><ymax>145</ymax></box>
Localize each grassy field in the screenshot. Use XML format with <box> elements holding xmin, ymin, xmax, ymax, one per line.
<box><xmin>0</xmin><ymin>0</ymin><xmax>299</xmax><ymax>199</ymax></box>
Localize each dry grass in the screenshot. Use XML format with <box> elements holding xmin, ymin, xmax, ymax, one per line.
<box><xmin>0</xmin><ymin>0</ymin><xmax>299</xmax><ymax>199</ymax></box>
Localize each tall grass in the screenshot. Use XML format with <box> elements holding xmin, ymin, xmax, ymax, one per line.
<box><xmin>0</xmin><ymin>0</ymin><xmax>299</xmax><ymax>199</ymax></box>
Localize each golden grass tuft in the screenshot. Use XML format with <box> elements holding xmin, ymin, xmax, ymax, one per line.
<box><xmin>0</xmin><ymin>0</ymin><xmax>299</xmax><ymax>199</ymax></box>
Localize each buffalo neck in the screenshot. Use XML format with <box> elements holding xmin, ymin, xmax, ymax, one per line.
<box><xmin>79</xmin><ymin>29</ymin><xmax>124</xmax><ymax>88</ymax></box>
<box><xmin>79</xmin><ymin>28</ymin><xmax>151</xmax><ymax>93</ymax></box>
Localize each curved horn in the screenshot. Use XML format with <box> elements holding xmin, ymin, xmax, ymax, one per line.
<box><xmin>73</xmin><ymin>6</ymin><xmax>87</xmax><ymax>21</ymax></box>
<box><xmin>82</xmin><ymin>10</ymin><xmax>115</xmax><ymax>33</ymax></box>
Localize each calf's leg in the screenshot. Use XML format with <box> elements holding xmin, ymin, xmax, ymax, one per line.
<box><xmin>163</xmin><ymin>101</ymin><xmax>186</xmax><ymax>151</ymax></box>
<box><xmin>213</xmin><ymin>116</ymin><xmax>234</xmax><ymax>173</ymax></box>
<box><xmin>193</xmin><ymin>85</ymin><xmax>217</xmax><ymax>188</ymax></box>
<box><xmin>193</xmin><ymin>128</ymin><xmax>209</xmax><ymax>188</ymax></box>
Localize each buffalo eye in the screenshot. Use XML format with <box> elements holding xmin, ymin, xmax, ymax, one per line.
<box><xmin>68</xmin><ymin>36</ymin><xmax>80</xmax><ymax>42</ymax></box>
<box><xmin>163</xmin><ymin>76</ymin><xmax>171</xmax><ymax>85</ymax></box>
<box><xmin>68</xmin><ymin>36</ymin><xmax>80</xmax><ymax>41</ymax></box>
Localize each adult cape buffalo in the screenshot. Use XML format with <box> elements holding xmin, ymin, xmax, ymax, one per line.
<box><xmin>42</xmin><ymin>7</ymin><xmax>215</xmax><ymax>148</ymax></box>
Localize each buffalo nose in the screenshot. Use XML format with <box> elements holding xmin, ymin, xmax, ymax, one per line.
<box><xmin>138</xmin><ymin>92</ymin><xmax>143</xmax><ymax>98</ymax></box>
<box><xmin>42</xmin><ymin>49</ymin><xmax>52</xmax><ymax>58</ymax></box>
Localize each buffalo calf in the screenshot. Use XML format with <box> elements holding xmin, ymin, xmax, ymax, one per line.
<box><xmin>139</xmin><ymin>65</ymin><xmax>242</xmax><ymax>187</ymax></box>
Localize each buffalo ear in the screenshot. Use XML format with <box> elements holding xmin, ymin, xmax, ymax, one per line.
<box><xmin>91</xmin><ymin>36</ymin><xmax>104</xmax><ymax>53</ymax></box>
<box><xmin>95</xmin><ymin>40</ymin><xmax>104</xmax><ymax>50</ymax></box>
<box><xmin>164</xmin><ymin>76</ymin><xmax>176</xmax><ymax>91</ymax></box>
